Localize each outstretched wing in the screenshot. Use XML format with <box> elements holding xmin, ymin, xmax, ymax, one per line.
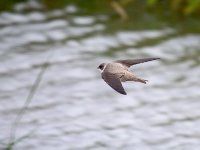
<box><xmin>102</xmin><ymin>72</ymin><xmax>126</xmax><ymax>95</ymax></box>
<box><xmin>115</xmin><ymin>58</ymin><xmax>160</xmax><ymax>68</ymax></box>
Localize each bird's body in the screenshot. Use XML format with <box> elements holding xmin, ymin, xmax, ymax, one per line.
<box><xmin>98</xmin><ymin>58</ymin><xmax>160</xmax><ymax>95</ymax></box>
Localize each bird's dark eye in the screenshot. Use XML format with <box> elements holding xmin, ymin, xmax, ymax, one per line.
<box><xmin>98</xmin><ymin>64</ymin><xmax>104</xmax><ymax>70</ymax></box>
<box><xmin>99</xmin><ymin>65</ymin><xmax>103</xmax><ymax>69</ymax></box>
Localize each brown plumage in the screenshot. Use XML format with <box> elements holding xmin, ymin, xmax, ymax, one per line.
<box><xmin>97</xmin><ymin>57</ymin><xmax>160</xmax><ymax>95</ymax></box>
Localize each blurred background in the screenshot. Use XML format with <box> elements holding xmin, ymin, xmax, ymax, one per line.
<box><xmin>0</xmin><ymin>0</ymin><xmax>200</xmax><ymax>150</ymax></box>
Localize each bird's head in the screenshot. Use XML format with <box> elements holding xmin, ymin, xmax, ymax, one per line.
<box><xmin>97</xmin><ymin>63</ymin><xmax>106</xmax><ymax>71</ymax></box>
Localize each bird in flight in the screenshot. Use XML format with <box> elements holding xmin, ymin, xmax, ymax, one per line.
<box><xmin>97</xmin><ymin>57</ymin><xmax>160</xmax><ymax>95</ymax></box>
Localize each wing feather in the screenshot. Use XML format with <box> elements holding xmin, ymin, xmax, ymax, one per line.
<box><xmin>115</xmin><ymin>58</ymin><xmax>160</xmax><ymax>68</ymax></box>
<box><xmin>102</xmin><ymin>73</ymin><xmax>126</xmax><ymax>95</ymax></box>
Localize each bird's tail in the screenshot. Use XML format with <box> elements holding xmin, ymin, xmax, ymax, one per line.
<box><xmin>136</xmin><ymin>78</ymin><xmax>148</xmax><ymax>84</ymax></box>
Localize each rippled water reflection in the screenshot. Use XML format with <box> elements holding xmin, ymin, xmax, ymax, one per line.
<box><xmin>0</xmin><ymin>1</ymin><xmax>200</xmax><ymax>150</ymax></box>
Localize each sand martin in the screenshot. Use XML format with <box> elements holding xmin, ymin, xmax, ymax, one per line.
<box><xmin>97</xmin><ymin>57</ymin><xmax>160</xmax><ymax>95</ymax></box>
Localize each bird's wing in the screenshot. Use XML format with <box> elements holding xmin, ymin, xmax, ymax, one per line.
<box><xmin>115</xmin><ymin>58</ymin><xmax>160</xmax><ymax>68</ymax></box>
<box><xmin>102</xmin><ymin>72</ymin><xmax>126</xmax><ymax>95</ymax></box>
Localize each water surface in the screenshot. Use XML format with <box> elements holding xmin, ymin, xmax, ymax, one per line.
<box><xmin>0</xmin><ymin>1</ymin><xmax>200</xmax><ymax>150</ymax></box>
